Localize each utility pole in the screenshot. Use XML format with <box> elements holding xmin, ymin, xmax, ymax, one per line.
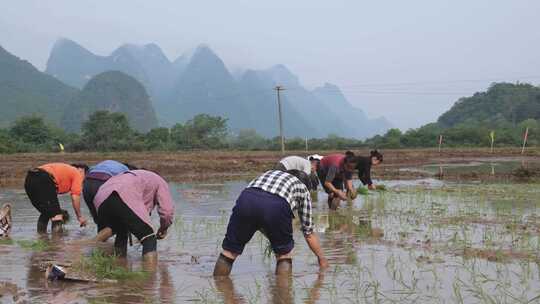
<box><xmin>274</xmin><ymin>86</ymin><xmax>285</xmax><ymax>154</ymax></box>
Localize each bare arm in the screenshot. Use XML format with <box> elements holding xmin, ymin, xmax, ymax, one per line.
<box><xmin>71</xmin><ymin>194</ymin><xmax>87</xmax><ymax>227</ymax></box>
<box><xmin>304</xmin><ymin>233</ymin><xmax>328</xmax><ymax>268</ymax></box>
<box><xmin>345</xmin><ymin>179</ymin><xmax>354</xmax><ymax>193</ymax></box>
<box><xmin>324</xmin><ymin>181</ymin><xmax>347</xmax><ymax>200</ymax></box>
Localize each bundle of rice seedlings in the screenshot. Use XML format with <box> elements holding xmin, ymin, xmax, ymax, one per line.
<box><xmin>356</xmin><ymin>186</ymin><xmax>369</xmax><ymax>195</ymax></box>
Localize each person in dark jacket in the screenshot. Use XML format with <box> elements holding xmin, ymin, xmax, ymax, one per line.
<box><xmin>355</xmin><ymin>150</ymin><xmax>383</xmax><ymax>190</ymax></box>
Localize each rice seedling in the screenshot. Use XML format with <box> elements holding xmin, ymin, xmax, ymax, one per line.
<box><xmin>0</xmin><ymin>238</ymin><xmax>14</xmax><ymax>245</ymax></box>
<box><xmin>357</xmin><ymin>186</ymin><xmax>369</xmax><ymax>195</ymax></box>
<box><xmin>74</xmin><ymin>249</ymin><xmax>148</xmax><ymax>281</ymax></box>
<box><xmin>17</xmin><ymin>239</ymin><xmax>49</xmax><ymax>251</ymax></box>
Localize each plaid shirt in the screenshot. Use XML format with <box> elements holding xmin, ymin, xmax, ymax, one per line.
<box><xmin>248</xmin><ymin>170</ymin><xmax>314</xmax><ymax>234</ymax></box>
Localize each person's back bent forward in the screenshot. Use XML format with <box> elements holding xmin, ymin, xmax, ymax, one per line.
<box><xmin>93</xmin><ymin>170</ymin><xmax>175</xmax><ymax>263</ymax></box>
<box><xmin>24</xmin><ymin>163</ymin><xmax>89</xmax><ymax>233</ymax></box>
<box><xmin>213</xmin><ymin>170</ymin><xmax>328</xmax><ymax>276</ymax></box>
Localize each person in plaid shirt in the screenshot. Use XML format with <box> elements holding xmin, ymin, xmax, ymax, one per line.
<box><xmin>213</xmin><ymin>169</ymin><xmax>328</xmax><ymax>276</ymax></box>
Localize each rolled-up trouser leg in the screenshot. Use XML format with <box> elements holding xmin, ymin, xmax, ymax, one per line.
<box><xmin>213</xmin><ymin>253</ymin><xmax>235</xmax><ymax>276</ymax></box>
<box><xmin>51</xmin><ymin>220</ymin><xmax>63</xmax><ymax>234</ymax></box>
<box><xmin>142</xmin><ymin>236</ymin><xmax>157</xmax><ymax>255</ymax></box>
<box><xmin>37</xmin><ymin>213</ymin><xmax>49</xmax><ymax>233</ymax></box>
<box><xmin>275</xmin><ymin>258</ymin><xmax>293</xmax><ymax>275</ymax></box>
<box><xmin>114</xmin><ymin>229</ymin><xmax>128</xmax><ymax>257</ymax></box>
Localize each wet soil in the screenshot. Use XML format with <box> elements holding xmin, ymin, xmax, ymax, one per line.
<box><xmin>1</xmin><ymin>176</ymin><xmax>540</xmax><ymax>303</ymax></box>
<box><xmin>0</xmin><ymin>148</ymin><xmax>539</xmax><ymax>187</ymax></box>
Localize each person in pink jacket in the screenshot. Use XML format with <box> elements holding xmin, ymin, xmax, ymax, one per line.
<box><xmin>93</xmin><ymin>170</ymin><xmax>175</xmax><ymax>262</ymax></box>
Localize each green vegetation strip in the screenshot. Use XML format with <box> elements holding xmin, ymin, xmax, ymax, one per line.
<box><xmin>75</xmin><ymin>250</ymin><xmax>148</xmax><ymax>281</ymax></box>
<box><xmin>0</xmin><ymin>238</ymin><xmax>49</xmax><ymax>251</ymax></box>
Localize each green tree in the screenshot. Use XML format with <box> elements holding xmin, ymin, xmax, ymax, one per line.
<box><xmin>233</xmin><ymin>129</ymin><xmax>268</xmax><ymax>150</ymax></box>
<box><xmin>80</xmin><ymin>111</ymin><xmax>134</xmax><ymax>151</ymax></box>
<box><xmin>171</xmin><ymin>114</ymin><xmax>228</xmax><ymax>149</ymax></box>
<box><xmin>145</xmin><ymin>127</ymin><xmax>171</xmax><ymax>150</ymax></box>
<box><xmin>9</xmin><ymin>116</ymin><xmax>53</xmax><ymax>145</ymax></box>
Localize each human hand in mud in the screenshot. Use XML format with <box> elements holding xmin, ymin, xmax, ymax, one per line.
<box><xmin>336</xmin><ymin>190</ymin><xmax>348</xmax><ymax>201</ymax></box>
<box><xmin>77</xmin><ymin>216</ymin><xmax>88</xmax><ymax>227</ymax></box>
<box><xmin>368</xmin><ymin>184</ymin><xmax>376</xmax><ymax>190</ymax></box>
<box><xmin>318</xmin><ymin>256</ymin><xmax>329</xmax><ymax>269</ymax></box>
<box><xmin>347</xmin><ymin>190</ymin><xmax>358</xmax><ymax>200</ymax></box>
<box><xmin>157</xmin><ymin>227</ymin><xmax>168</xmax><ymax>239</ymax></box>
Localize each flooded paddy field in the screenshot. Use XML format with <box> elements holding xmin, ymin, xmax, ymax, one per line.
<box><xmin>1</xmin><ymin>164</ymin><xmax>540</xmax><ymax>303</ymax></box>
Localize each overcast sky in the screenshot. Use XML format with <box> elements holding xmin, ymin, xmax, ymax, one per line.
<box><xmin>1</xmin><ymin>0</ymin><xmax>540</xmax><ymax>130</ymax></box>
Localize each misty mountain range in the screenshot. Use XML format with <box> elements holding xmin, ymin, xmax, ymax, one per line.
<box><xmin>45</xmin><ymin>38</ymin><xmax>391</xmax><ymax>138</ymax></box>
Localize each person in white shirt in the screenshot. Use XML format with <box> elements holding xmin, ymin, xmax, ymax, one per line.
<box><xmin>275</xmin><ymin>155</ymin><xmax>323</xmax><ymax>190</ymax></box>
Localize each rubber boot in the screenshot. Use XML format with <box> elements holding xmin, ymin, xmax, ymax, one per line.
<box><xmin>142</xmin><ymin>251</ymin><xmax>158</xmax><ymax>271</ymax></box>
<box><xmin>275</xmin><ymin>258</ymin><xmax>293</xmax><ymax>275</ymax></box>
<box><xmin>37</xmin><ymin>214</ymin><xmax>49</xmax><ymax>233</ymax></box>
<box><xmin>51</xmin><ymin>220</ymin><xmax>63</xmax><ymax>234</ymax></box>
<box><xmin>213</xmin><ymin>253</ymin><xmax>234</xmax><ymax>276</ymax></box>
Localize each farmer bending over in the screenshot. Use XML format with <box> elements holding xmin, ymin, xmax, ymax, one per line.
<box><xmin>275</xmin><ymin>155</ymin><xmax>323</xmax><ymax>190</ymax></box>
<box><xmin>355</xmin><ymin>150</ymin><xmax>383</xmax><ymax>190</ymax></box>
<box><xmin>24</xmin><ymin>163</ymin><xmax>89</xmax><ymax>233</ymax></box>
<box><xmin>317</xmin><ymin>152</ymin><xmax>357</xmax><ymax>210</ymax></box>
<box><xmin>83</xmin><ymin>160</ymin><xmax>137</xmax><ymax>228</ymax></box>
<box><xmin>93</xmin><ymin>170</ymin><xmax>174</xmax><ymax>263</ymax></box>
<box><xmin>213</xmin><ymin>169</ymin><xmax>328</xmax><ymax>276</ymax></box>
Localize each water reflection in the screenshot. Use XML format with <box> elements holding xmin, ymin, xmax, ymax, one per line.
<box><xmin>214</xmin><ymin>272</ymin><xmax>325</xmax><ymax>304</ymax></box>
<box><xmin>2</xmin><ymin>176</ymin><xmax>540</xmax><ymax>302</ymax></box>
<box><xmin>214</xmin><ymin>276</ymin><xmax>246</xmax><ymax>304</ymax></box>
<box><xmin>430</xmin><ymin>159</ymin><xmax>538</xmax><ymax>180</ymax></box>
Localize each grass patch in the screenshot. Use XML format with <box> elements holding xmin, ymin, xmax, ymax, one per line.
<box><xmin>76</xmin><ymin>250</ymin><xmax>148</xmax><ymax>281</ymax></box>
<box><xmin>356</xmin><ymin>186</ymin><xmax>369</xmax><ymax>195</ymax></box>
<box><xmin>0</xmin><ymin>238</ymin><xmax>14</xmax><ymax>245</ymax></box>
<box><xmin>17</xmin><ymin>239</ymin><xmax>49</xmax><ymax>251</ymax></box>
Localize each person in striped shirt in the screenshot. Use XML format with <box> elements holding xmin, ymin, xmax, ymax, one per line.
<box><xmin>213</xmin><ymin>170</ymin><xmax>328</xmax><ymax>276</ymax></box>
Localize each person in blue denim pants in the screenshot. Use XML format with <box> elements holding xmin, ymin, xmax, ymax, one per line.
<box><xmin>213</xmin><ymin>170</ymin><xmax>328</xmax><ymax>276</ymax></box>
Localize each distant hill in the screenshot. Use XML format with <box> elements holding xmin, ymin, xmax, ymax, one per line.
<box><xmin>438</xmin><ymin>83</ymin><xmax>540</xmax><ymax>127</ymax></box>
<box><xmin>46</xmin><ymin>39</ymin><xmax>177</xmax><ymax>106</ymax></box>
<box><xmin>0</xmin><ymin>45</ymin><xmax>78</xmax><ymax>128</ymax></box>
<box><xmin>164</xmin><ymin>45</ymin><xmax>255</xmax><ymax>130</ymax></box>
<box><xmin>45</xmin><ymin>38</ymin><xmax>392</xmax><ymax>138</ymax></box>
<box><xmin>62</xmin><ymin>71</ymin><xmax>158</xmax><ymax>133</ymax></box>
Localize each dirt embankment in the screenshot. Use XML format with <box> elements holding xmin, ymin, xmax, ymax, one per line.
<box><xmin>0</xmin><ymin>148</ymin><xmax>538</xmax><ymax>187</ymax></box>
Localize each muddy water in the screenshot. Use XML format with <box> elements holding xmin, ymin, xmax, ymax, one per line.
<box><xmin>401</xmin><ymin>158</ymin><xmax>540</xmax><ymax>179</ymax></box>
<box><xmin>1</xmin><ymin>177</ymin><xmax>540</xmax><ymax>303</ymax></box>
